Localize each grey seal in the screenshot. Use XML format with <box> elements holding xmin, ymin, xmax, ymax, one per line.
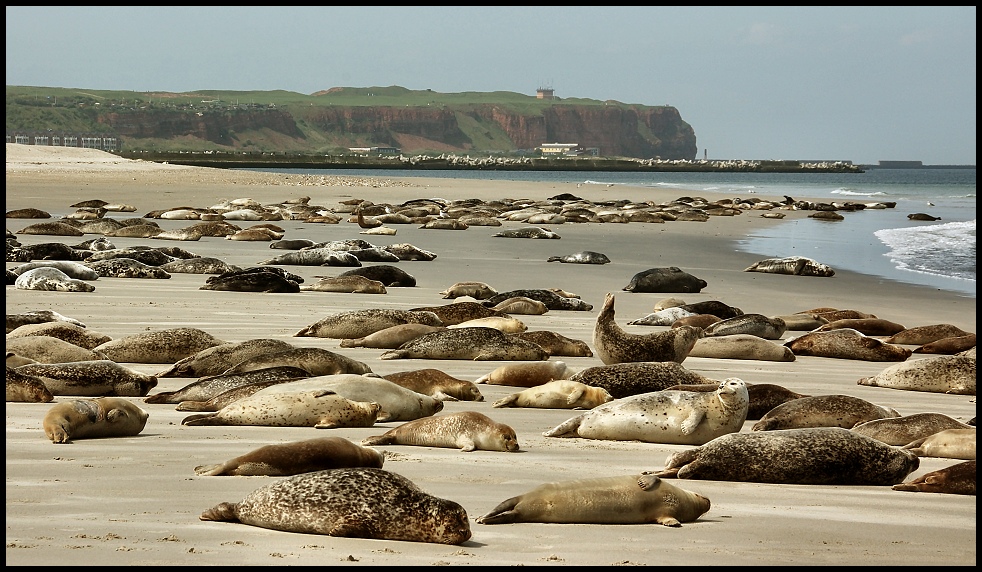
<box><xmin>14</xmin><ymin>267</ymin><xmax>95</xmax><ymax>292</ymax></box>
<box><xmin>703</xmin><ymin>314</ymin><xmax>786</xmax><ymax>340</ymax></box>
<box><xmin>85</xmin><ymin>258</ymin><xmax>172</xmax><ymax>279</ymax></box>
<box><xmin>93</xmin><ymin>327</ymin><xmax>226</xmax><ymax>364</ymax></box>
<box><xmin>784</xmin><ymin>329</ymin><xmax>912</xmax><ymax>361</ymax></box>
<box><xmin>361</xmin><ymin>411</ymin><xmax>520</xmax><ymax>452</ymax></box>
<box><xmin>850</xmin><ymin>413</ymin><xmax>976</xmax><ymax>446</ymax></box>
<box><xmin>547</xmin><ymin>251</ymin><xmax>611</xmax><ymax>264</ymax></box>
<box><xmin>622</xmin><ymin>267</ymin><xmax>707</xmax><ymax>293</ymax></box>
<box><xmin>752</xmin><ymin>394</ymin><xmax>900</xmax><ymax>431</ymax></box>
<box><xmin>380</xmin><ymin>327</ymin><xmax>549</xmax><ymax>361</ymax></box>
<box><xmin>295</xmin><ymin>309</ymin><xmax>442</xmax><ymax>339</ymax></box>
<box><xmin>157</xmin><ymin>338</ymin><xmax>297</xmax><ymax>378</ymax></box>
<box><xmin>42</xmin><ymin>397</ymin><xmax>149</xmax><ymax>444</ymax></box>
<box><xmin>481</xmin><ymin>289</ymin><xmax>593</xmax><ymax>311</ymax></box>
<box><xmin>743</xmin><ymin>256</ymin><xmax>835</xmax><ymax>277</ymax></box>
<box><xmin>569</xmin><ymin>361</ymin><xmax>715</xmax><ymax>399</ymax></box>
<box><xmin>493</xmin><ymin>226</ymin><xmax>560</xmax><ymax>239</ymax></box>
<box><xmin>200</xmin><ymin>270</ymin><xmax>300</xmax><ymax>293</ymax></box>
<box><xmin>258</xmin><ymin>247</ymin><xmax>361</xmax><ymax>267</ymax></box>
<box><xmin>144</xmin><ymin>365</ymin><xmax>310</xmax><ymax>404</ymax></box>
<box><xmin>16</xmin><ymin>360</ymin><xmax>158</xmax><ymax>397</ymax></box>
<box><xmin>856</xmin><ymin>355</ymin><xmax>976</xmax><ymax>395</ymax></box>
<box><xmin>593</xmin><ymin>293</ymin><xmax>702</xmax><ymax>365</ymax></box>
<box><xmin>10</xmin><ymin>260</ymin><xmax>100</xmax><ymax>280</ymax></box>
<box><xmin>337</xmin><ymin>264</ymin><xmax>416</xmax><ymax>287</ymax></box>
<box><xmin>199</xmin><ymin>468</ymin><xmax>471</xmax><ymax>544</ymax></box>
<box><xmin>193</xmin><ymin>436</ymin><xmax>385</xmax><ymax>476</ymax></box>
<box><xmin>181</xmin><ymin>389</ymin><xmax>381</xmax><ymax>428</ymax></box>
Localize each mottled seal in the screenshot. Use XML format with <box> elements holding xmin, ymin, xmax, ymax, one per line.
<box><xmin>627</xmin><ymin>307</ymin><xmax>697</xmax><ymax>326</ymax></box>
<box><xmin>543</xmin><ymin>378</ymin><xmax>749</xmax><ymax>445</ymax></box>
<box><xmin>85</xmin><ymin>258</ymin><xmax>172</xmax><ymax>279</ymax></box>
<box><xmin>679</xmin><ymin>300</ymin><xmax>744</xmax><ymax>319</ymax></box>
<box><xmin>439</xmin><ymin>281</ymin><xmax>498</xmax><ymax>300</ymax></box>
<box><xmin>489</xmin><ymin>297</ymin><xmax>549</xmax><ymax>315</ymax></box>
<box><xmin>379</xmin><ymin>327</ymin><xmax>549</xmax><ymax>361</ymax></box>
<box><xmin>622</xmin><ymin>267</ymin><xmax>707</xmax><ymax>293</ymax></box>
<box><xmin>856</xmin><ymin>355</ymin><xmax>976</xmax><ymax>395</ymax></box>
<box><xmin>509</xmin><ymin>330</ymin><xmax>593</xmax><ymax>357</ymax></box>
<box><xmin>884</xmin><ymin>324</ymin><xmax>974</xmax><ymax>346</ymax></box>
<box><xmin>902</xmin><ymin>428</ymin><xmax>976</xmax><ymax>460</ymax></box>
<box><xmin>222</xmin><ymin>347</ymin><xmax>374</xmax><ymax>377</ymax></box>
<box><xmin>815</xmin><ymin>318</ymin><xmax>907</xmax><ymax>336</ymax></box>
<box><xmin>194</xmin><ymin>436</ymin><xmax>385</xmax><ymax>476</ymax></box>
<box><xmin>93</xmin><ymin>327</ymin><xmax>226</xmax><ymax>364</ymax></box>
<box><xmin>16</xmin><ymin>360</ymin><xmax>158</xmax><ymax>397</ymax></box>
<box><xmin>339</xmin><ymin>323</ymin><xmax>448</xmax><ymax>349</ymax></box>
<box><xmin>6</xmin><ymin>366</ymin><xmax>55</xmax><ymax>402</ymax></box>
<box><xmin>914</xmin><ymin>334</ymin><xmax>977</xmax><ymax>355</ymax></box>
<box><xmin>6</xmin><ymin>321</ymin><xmax>112</xmax><ymax>350</ymax></box>
<box><xmin>688</xmin><ymin>334</ymin><xmax>796</xmax><ymax>362</ymax></box>
<box><xmin>200</xmin><ymin>270</ymin><xmax>300</xmax><ymax>293</ymax></box>
<box><xmin>492</xmin><ymin>379</ymin><xmax>614</xmax><ymax>409</ymax></box>
<box><xmin>477</xmin><ymin>472</ymin><xmax>710</xmax><ymax>527</ymax></box>
<box><xmin>157</xmin><ymin>338</ymin><xmax>297</xmax><ymax>378</ymax></box>
<box><xmin>43</xmin><ymin>397</ymin><xmax>149</xmax><ymax>444</ymax></box>
<box><xmin>752</xmin><ymin>394</ymin><xmax>899</xmax><ymax>431</ymax></box>
<box><xmin>14</xmin><ymin>267</ymin><xmax>95</xmax><ymax>292</ymax></box>
<box><xmin>383</xmin><ymin>243</ymin><xmax>437</xmax><ymax>261</ymax></box>
<box><xmin>703</xmin><ymin>314</ymin><xmax>786</xmax><ymax>340</ymax></box>
<box><xmin>199</xmin><ymin>468</ymin><xmax>471</xmax><ymax>544</ymax></box>
<box><xmin>337</xmin><ymin>264</ymin><xmax>416</xmax><ymax>287</ymax></box>
<box><xmin>381</xmin><ymin>369</ymin><xmax>485</xmax><ymax>402</ymax></box>
<box><xmin>481</xmin><ymin>289</ymin><xmax>593</xmax><ymax>311</ymax></box>
<box><xmin>775</xmin><ymin>313</ymin><xmax>830</xmax><ymax>331</ymax></box>
<box><xmin>181</xmin><ymin>389</ymin><xmax>381</xmax><ymax>428</ymax></box>
<box><xmin>294</xmin><ymin>308</ymin><xmax>443</xmax><ymax>339</ymax></box>
<box><xmin>449</xmin><ymin>316</ymin><xmax>527</xmax><ymax>333</ymax></box>
<box><xmin>664</xmin><ymin>382</ymin><xmax>809</xmax><ymax>420</ymax></box>
<box><xmin>655</xmin><ymin>427</ymin><xmax>919</xmax><ymax>485</ymax></box>
<box><xmin>300</xmin><ymin>275</ymin><xmax>387</xmax><ymax>294</ymax></box>
<box><xmin>594</xmin><ymin>293</ymin><xmax>703</xmax><ymax>364</ymax></box>
<box><xmin>10</xmin><ymin>260</ymin><xmax>100</xmax><ymax>281</ymax></box>
<box><xmin>743</xmin><ymin>256</ymin><xmax>835</xmax><ymax>277</ymax></box>
<box><xmin>5</xmin><ymin>310</ymin><xmax>86</xmax><ymax>334</ymax></box>
<box><xmin>145</xmin><ymin>366</ymin><xmax>310</xmax><ymax>404</ymax></box>
<box><xmin>362</xmin><ymin>411</ymin><xmax>520</xmax><ymax>452</ymax></box>
<box><xmin>475</xmin><ymin>360</ymin><xmax>574</xmax><ymax>387</ymax></box>
<box><xmin>569</xmin><ymin>361</ymin><xmax>715</xmax><ymax>399</ymax></box>
<box><xmin>892</xmin><ymin>460</ymin><xmax>976</xmax><ymax>495</ymax></box>
<box><xmin>784</xmin><ymin>329</ymin><xmax>912</xmax><ymax>361</ymax></box>
<box><xmin>5</xmin><ymin>335</ymin><xmax>107</xmax><ymax>364</ymax></box>
<box><xmin>258</xmin><ymin>247</ymin><xmax>361</xmax><ymax>267</ymax></box>
<box><xmin>408</xmin><ymin>302</ymin><xmax>509</xmax><ymax>326</ymax></box>
<box><xmin>850</xmin><ymin>413</ymin><xmax>975</xmax><ymax>446</ymax></box>
<box><xmin>547</xmin><ymin>251</ymin><xmax>611</xmax><ymax>264</ymax></box>
<box><xmin>493</xmin><ymin>226</ymin><xmax>560</xmax><ymax>239</ymax></box>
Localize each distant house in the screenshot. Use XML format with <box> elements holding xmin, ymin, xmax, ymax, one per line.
<box><xmin>5</xmin><ymin>130</ymin><xmax>120</xmax><ymax>152</ymax></box>
<box><xmin>538</xmin><ymin>143</ymin><xmax>582</xmax><ymax>156</ymax></box>
<box><xmin>348</xmin><ymin>146</ymin><xmax>400</xmax><ymax>155</ymax></box>
<box><xmin>536</xmin><ymin>87</ymin><xmax>555</xmax><ymax>100</ymax></box>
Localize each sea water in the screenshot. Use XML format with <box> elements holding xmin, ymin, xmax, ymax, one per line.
<box><xmin>255</xmin><ymin>167</ymin><xmax>976</xmax><ymax>298</ymax></box>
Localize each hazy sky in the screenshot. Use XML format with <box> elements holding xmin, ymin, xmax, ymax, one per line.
<box><xmin>6</xmin><ymin>6</ymin><xmax>976</xmax><ymax>165</ymax></box>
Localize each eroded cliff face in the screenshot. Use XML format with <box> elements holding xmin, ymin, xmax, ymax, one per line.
<box><xmin>98</xmin><ymin>104</ymin><xmax>697</xmax><ymax>159</ymax></box>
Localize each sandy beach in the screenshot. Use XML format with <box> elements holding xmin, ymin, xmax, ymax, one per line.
<box><xmin>6</xmin><ymin>144</ymin><xmax>975</xmax><ymax>566</ymax></box>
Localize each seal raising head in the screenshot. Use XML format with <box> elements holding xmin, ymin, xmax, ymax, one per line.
<box><xmin>594</xmin><ymin>292</ymin><xmax>702</xmax><ymax>365</ymax></box>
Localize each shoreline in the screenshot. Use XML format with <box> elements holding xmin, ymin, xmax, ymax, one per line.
<box><xmin>6</xmin><ymin>146</ymin><xmax>976</xmax><ymax>566</ymax></box>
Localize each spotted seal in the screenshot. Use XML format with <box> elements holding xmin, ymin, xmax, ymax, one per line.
<box><xmin>16</xmin><ymin>360</ymin><xmax>158</xmax><ymax>397</ymax></box>
<box><xmin>594</xmin><ymin>293</ymin><xmax>703</xmax><ymax>364</ymax></box>
<box><xmin>408</xmin><ymin>302</ymin><xmax>508</xmax><ymax>326</ymax></box>
<box><xmin>489</xmin><ymin>297</ymin><xmax>549</xmax><ymax>315</ymax></box>
<box><xmin>884</xmin><ymin>324</ymin><xmax>974</xmax><ymax>346</ymax></box>
<box><xmin>295</xmin><ymin>309</ymin><xmax>443</xmax><ymax>339</ymax></box>
<box><xmin>626</xmin><ymin>306</ymin><xmax>697</xmax><ymax>326</ymax></box>
<box><xmin>362</xmin><ymin>411</ymin><xmax>520</xmax><ymax>452</ymax></box>
<box><xmin>10</xmin><ymin>260</ymin><xmax>101</xmax><ymax>281</ymax></box>
<box><xmin>194</xmin><ymin>436</ymin><xmax>384</xmax><ymax>476</ymax></box>
<box><xmin>269</xmin><ymin>238</ymin><xmax>318</xmax><ymax>250</ymax></box>
<box><xmin>703</xmin><ymin>314</ymin><xmax>786</xmax><ymax>340</ymax></box>
<box><xmin>509</xmin><ymin>330</ymin><xmax>593</xmax><ymax>357</ymax></box>
<box><xmin>85</xmin><ymin>258</ymin><xmax>172</xmax><ymax>279</ymax></box>
<box><xmin>5</xmin><ymin>310</ymin><xmax>86</xmax><ymax>334</ymax></box>
<box><xmin>775</xmin><ymin>313</ymin><xmax>830</xmax><ymax>331</ymax></box>
<box><xmin>181</xmin><ymin>389</ymin><xmax>381</xmax><ymax>428</ymax></box>
<box><xmin>200</xmin><ymin>271</ymin><xmax>301</xmax><ymax>293</ymax></box>
<box><xmin>337</xmin><ymin>265</ymin><xmax>416</xmax><ymax>287</ymax></box>
<box><xmin>300</xmin><ymin>275</ymin><xmax>387</xmax><ymax>294</ymax></box>
<box><xmin>543</xmin><ymin>378</ymin><xmax>749</xmax><ymax>445</ymax></box>
<box><xmin>492</xmin><ymin>379</ymin><xmax>614</xmax><ymax>409</ymax></box>
<box><xmin>383</xmin><ymin>243</ymin><xmax>438</xmax><ymax>261</ymax></box>
<box><xmin>42</xmin><ymin>397</ymin><xmax>149</xmax><ymax>443</ymax></box>
<box><xmin>856</xmin><ymin>355</ymin><xmax>976</xmax><ymax>395</ymax></box>
<box><xmin>902</xmin><ymin>428</ymin><xmax>976</xmax><ymax>460</ymax></box>
<box><xmin>688</xmin><ymin>334</ymin><xmax>796</xmax><ymax>362</ymax></box>
<box><xmin>449</xmin><ymin>316</ymin><xmax>527</xmax><ymax>334</ymax></box>
<box><xmin>475</xmin><ymin>360</ymin><xmax>574</xmax><ymax>387</ymax></box>
<box><xmin>914</xmin><ymin>334</ymin><xmax>977</xmax><ymax>355</ymax></box>
<box><xmin>493</xmin><ymin>226</ymin><xmax>560</xmax><ymax>239</ymax></box>
<box><xmin>663</xmin><ymin>382</ymin><xmax>809</xmax><ymax>420</ymax></box>
<box><xmin>850</xmin><ymin>413</ymin><xmax>975</xmax><ymax>446</ymax></box>
<box><xmin>743</xmin><ymin>256</ymin><xmax>835</xmax><ymax>277</ymax></box>
<box><xmin>199</xmin><ymin>468</ymin><xmax>471</xmax><ymax>544</ymax></box>
<box><xmin>622</xmin><ymin>267</ymin><xmax>707</xmax><ymax>293</ymax></box>
<box><xmin>5</xmin><ymin>336</ymin><xmax>108</xmax><ymax>364</ymax></box>
<box><xmin>379</xmin><ymin>327</ymin><xmax>548</xmax><ymax>361</ymax></box>
<box><xmin>481</xmin><ymin>289</ymin><xmax>593</xmax><ymax>311</ymax></box>
<box><xmin>892</xmin><ymin>460</ymin><xmax>976</xmax><ymax>495</ymax></box>
<box><xmin>5</xmin><ymin>366</ymin><xmax>55</xmax><ymax>402</ymax></box>
<box><xmin>157</xmin><ymin>338</ymin><xmax>297</xmax><ymax>378</ymax></box>
<box><xmin>655</xmin><ymin>427</ymin><xmax>920</xmax><ymax>485</ymax></box>
<box><xmin>752</xmin><ymin>394</ymin><xmax>899</xmax><ymax>431</ymax></box>
<box><xmin>814</xmin><ymin>318</ymin><xmax>908</xmax><ymax>336</ymax></box>
<box><xmin>784</xmin><ymin>329</ymin><xmax>912</xmax><ymax>361</ymax></box>
<box><xmin>6</xmin><ymin>321</ymin><xmax>112</xmax><ymax>350</ymax></box>
<box><xmin>144</xmin><ymin>366</ymin><xmax>310</xmax><ymax>404</ymax></box>
<box><xmin>159</xmin><ymin>257</ymin><xmax>242</xmax><ymax>275</ymax></box>
<box><xmin>477</xmin><ymin>472</ymin><xmax>710</xmax><ymax>527</ymax></box>
<box><xmin>93</xmin><ymin>327</ymin><xmax>226</xmax><ymax>364</ymax></box>
<box><xmin>439</xmin><ymin>281</ymin><xmax>499</xmax><ymax>300</ymax></box>
<box><xmin>339</xmin><ymin>323</ymin><xmax>448</xmax><ymax>349</ymax></box>
<box><xmin>381</xmin><ymin>369</ymin><xmax>484</xmax><ymax>402</ymax></box>
<box><xmin>547</xmin><ymin>251</ymin><xmax>611</xmax><ymax>264</ymax></box>
<box><xmin>14</xmin><ymin>267</ymin><xmax>95</xmax><ymax>292</ymax></box>
<box><xmin>568</xmin><ymin>361</ymin><xmax>715</xmax><ymax>399</ymax></box>
<box><xmin>222</xmin><ymin>347</ymin><xmax>374</xmax><ymax>376</ymax></box>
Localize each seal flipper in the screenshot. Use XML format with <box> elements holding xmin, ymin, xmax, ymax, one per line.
<box><xmin>542</xmin><ymin>415</ymin><xmax>584</xmax><ymax>438</ymax></box>
<box><xmin>680</xmin><ymin>409</ymin><xmax>705</xmax><ymax>435</ymax></box>
<box><xmin>330</xmin><ymin>516</ymin><xmax>376</xmax><ymax>538</ymax></box>
<box><xmin>475</xmin><ymin>497</ymin><xmax>522</xmax><ymax>524</ymax></box>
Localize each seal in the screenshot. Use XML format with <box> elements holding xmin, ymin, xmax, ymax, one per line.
<box><xmin>5</xmin><ymin>310</ymin><xmax>86</xmax><ymax>333</ymax></box>
<box><xmin>594</xmin><ymin>293</ymin><xmax>703</xmax><ymax>365</ymax></box>
<box><xmin>856</xmin><ymin>355</ymin><xmax>976</xmax><ymax>395</ymax></box>
<box><xmin>751</xmin><ymin>394</ymin><xmax>899</xmax><ymax>431</ymax></box>
<box><xmin>743</xmin><ymin>256</ymin><xmax>835</xmax><ymax>277</ymax></box>
<box><xmin>6</xmin><ymin>321</ymin><xmax>112</xmax><ymax>350</ymax></box>
<box><xmin>492</xmin><ymin>379</ymin><xmax>614</xmax><ymax>409</ymax></box>
<box><xmin>258</xmin><ymin>247</ymin><xmax>361</xmax><ymax>267</ymax></box>
<box><xmin>703</xmin><ymin>314</ymin><xmax>786</xmax><ymax>340</ymax></box>
<box><xmin>93</xmin><ymin>327</ymin><xmax>226</xmax><ymax>364</ymax></box>
<box><xmin>546</xmin><ymin>251</ymin><xmax>611</xmax><ymax>264</ymax></box>
<box><xmin>773</xmin><ymin>313</ymin><xmax>829</xmax><ymax>331</ymax></box>
<box><xmin>622</xmin><ymin>267</ymin><xmax>707</xmax><ymax>293</ymax></box>
<box><xmin>361</xmin><ymin>411</ymin><xmax>520</xmax><ymax>452</ymax></box>
<box><xmin>663</xmin><ymin>382</ymin><xmax>809</xmax><ymax>420</ymax></box>
<box><xmin>784</xmin><ymin>329</ymin><xmax>912</xmax><ymax>361</ymax></box>
<box><xmin>6</xmin><ymin>351</ymin><xmax>36</xmax><ymax>368</ymax></box>
<box><xmin>687</xmin><ymin>334</ymin><xmax>796</xmax><ymax>362</ymax></box>
<box><xmin>475</xmin><ymin>360</ymin><xmax>573</xmax><ymax>387</ymax></box>
<box><xmin>251</xmin><ymin>375</ymin><xmax>444</xmax><ymax>422</ymax></box>
<box><xmin>383</xmin><ymin>243</ymin><xmax>438</xmax><ymax>261</ymax></box>
<box><xmin>181</xmin><ymin>389</ymin><xmax>381</xmax><ymax>428</ymax></box>
<box><xmin>568</xmin><ymin>361</ymin><xmax>715</xmax><ymax>399</ymax></box>
<box><xmin>379</xmin><ymin>327</ymin><xmax>549</xmax><ymax>361</ymax></box>
<box><xmin>850</xmin><ymin>413</ymin><xmax>976</xmax><ymax>446</ymax></box>
<box><xmin>198</xmin><ymin>467</ymin><xmax>471</xmax><ymax>544</ymax></box>
<box><xmin>543</xmin><ymin>378</ymin><xmax>749</xmax><ymax>445</ymax></box>
<box><xmin>337</xmin><ymin>264</ymin><xmax>416</xmax><ymax>287</ymax></box>
<box><xmin>174</xmin><ymin>378</ymin><xmax>307</xmax><ymax>412</ymax></box>
<box><xmin>884</xmin><ymin>324</ymin><xmax>974</xmax><ymax>346</ymax></box>
<box><xmin>6</xmin><ymin>336</ymin><xmax>108</xmax><ymax>364</ymax></box>
<box><xmin>914</xmin><ymin>334</ymin><xmax>977</xmax><ymax>355</ymax></box>
<box><xmin>382</xmin><ymin>368</ymin><xmax>485</xmax><ymax>402</ymax></box>
<box><xmin>11</xmin><ymin>260</ymin><xmax>100</xmax><ymax>281</ymax></box>
<box><xmin>655</xmin><ymin>427</ymin><xmax>920</xmax><ymax>485</ymax></box>
<box><xmin>449</xmin><ymin>316</ymin><xmax>527</xmax><ymax>333</ymax></box>
<box><xmin>269</xmin><ymin>238</ymin><xmax>318</xmax><ymax>250</ymax></box>
<box><xmin>907</xmin><ymin>212</ymin><xmax>941</xmax><ymax>221</ymax></box>
<box><xmin>42</xmin><ymin>397</ymin><xmax>149</xmax><ymax>444</ymax></box>
<box><xmin>85</xmin><ymin>247</ymin><xmax>177</xmax><ymax>266</ymax></box>
<box><xmin>509</xmin><ymin>330</ymin><xmax>593</xmax><ymax>357</ymax></box>
<box><xmin>300</xmin><ymin>275</ymin><xmax>387</xmax><ymax>294</ymax></box>
<box><xmin>902</xmin><ymin>428</ymin><xmax>976</xmax><ymax>460</ymax></box>
<box><xmin>194</xmin><ymin>436</ymin><xmax>385</xmax><ymax>476</ymax></box>
<box><xmin>200</xmin><ymin>271</ymin><xmax>301</xmax><ymax>293</ymax></box>
<box><xmin>679</xmin><ymin>300</ymin><xmax>744</xmax><ymax>319</ymax></box>
<box><xmin>157</xmin><ymin>338</ymin><xmax>297</xmax><ymax>378</ymax></box>
<box><xmin>814</xmin><ymin>318</ymin><xmax>907</xmax><ymax>336</ymax></box>
<box><xmin>627</xmin><ymin>307</ymin><xmax>697</xmax><ymax>326</ymax></box>
<box><xmin>892</xmin><ymin>460</ymin><xmax>976</xmax><ymax>495</ymax></box>
<box><xmin>409</xmin><ymin>302</ymin><xmax>509</xmax><ymax>326</ymax></box>
<box><xmin>493</xmin><ymin>226</ymin><xmax>561</xmax><ymax>239</ymax></box>
<box><xmin>85</xmin><ymin>258</ymin><xmax>172</xmax><ymax>279</ymax></box>
<box><xmin>482</xmin><ymin>289</ymin><xmax>593</xmax><ymax>311</ymax></box>
<box><xmin>489</xmin><ymin>297</ymin><xmax>549</xmax><ymax>315</ymax></box>
<box><xmin>477</xmin><ymin>472</ymin><xmax>710</xmax><ymax>527</ymax></box>
<box><xmin>159</xmin><ymin>257</ymin><xmax>242</xmax><ymax>275</ymax></box>
<box><xmin>295</xmin><ymin>308</ymin><xmax>443</xmax><ymax>339</ymax></box>
<box><xmin>16</xmin><ymin>360</ymin><xmax>158</xmax><ymax>397</ymax></box>
<box><xmin>222</xmin><ymin>347</ymin><xmax>374</xmax><ymax>377</ymax></box>
<box><xmin>5</xmin><ymin>366</ymin><xmax>55</xmax><ymax>402</ymax></box>
<box><xmin>14</xmin><ymin>267</ymin><xmax>95</xmax><ymax>292</ymax></box>
<box><xmin>339</xmin><ymin>323</ymin><xmax>448</xmax><ymax>349</ymax></box>
<box><xmin>144</xmin><ymin>366</ymin><xmax>310</xmax><ymax>404</ymax></box>
<box><xmin>652</xmin><ymin>297</ymin><xmax>688</xmax><ymax>311</ymax></box>
<box><xmin>439</xmin><ymin>281</ymin><xmax>499</xmax><ymax>300</ymax></box>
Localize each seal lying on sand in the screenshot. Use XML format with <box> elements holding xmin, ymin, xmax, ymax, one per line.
<box><xmin>492</xmin><ymin>379</ymin><xmax>614</xmax><ymax>409</ymax></box>
<box><xmin>856</xmin><ymin>355</ymin><xmax>976</xmax><ymax>395</ymax></box>
<box><xmin>902</xmin><ymin>428</ymin><xmax>976</xmax><ymax>460</ymax></box>
<box><xmin>477</xmin><ymin>472</ymin><xmax>711</xmax><ymax>527</ymax></box>
<box><xmin>194</xmin><ymin>436</ymin><xmax>384</xmax><ymax>476</ymax></box>
<box><xmin>361</xmin><ymin>411</ymin><xmax>520</xmax><ymax>452</ymax></box>
<box><xmin>43</xmin><ymin>397</ymin><xmax>149</xmax><ymax>444</ymax></box>
<box><xmin>379</xmin><ymin>328</ymin><xmax>548</xmax><ymax>361</ymax></box>
<box><xmin>199</xmin><ymin>468</ymin><xmax>471</xmax><ymax>544</ymax></box>
<box><xmin>892</xmin><ymin>460</ymin><xmax>976</xmax><ymax>495</ymax></box>
<box><xmin>294</xmin><ymin>308</ymin><xmax>443</xmax><ymax>339</ymax></box>
<box><xmin>381</xmin><ymin>369</ymin><xmax>484</xmax><ymax>402</ymax></box>
<box><xmin>752</xmin><ymin>394</ymin><xmax>900</xmax><ymax>431</ymax></box>
<box><xmin>850</xmin><ymin>413</ymin><xmax>975</xmax><ymax>446</ymax></box>
<box><xmin>181</xmin><ymin>389</ymin><xmax>381</xmax><ymax>429</ymax></box>
<box><xmin>569</xmin><ymin>361</ymin><xmax>715</xmax><ymax>399</ymax></box>
<box><xmin>743</xmin><ymin>256</ymin><xmax>835</xmax><ymax>277</ymax></box>
<box><xmin>622</xmin><ymin>267</ymin><xmax>707</xmax><ymax>293</ymax></box>
<box><xmin>784</xmin><ymin>329</ymin><xmax>912</xmax><ymax>361</ymax></box>
<box><xmin>5</xmin><ymin>366</ymin><xmax>55</xmax><ymax>402</ymax></box>
<box><xmin>17</xmin><ymin>360</ymin><xmax>157</xmax><ymax>397</ymax></box>
<box><xmin>594</xmin><ymin>293</ymin><xmax>702</xmax><ymax>365</ymax></box>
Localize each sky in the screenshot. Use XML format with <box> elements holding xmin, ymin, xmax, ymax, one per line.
<box><xmin>6</xmin><ymin>6</ymin><xmax>976</xmax><ymax>165</ymax></box>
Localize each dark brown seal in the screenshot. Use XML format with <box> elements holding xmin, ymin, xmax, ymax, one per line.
<box><xmin>194</xmin><ymin>436</ymin><xmax>384</xmax><ymax>476</ymax></box>
<box><xmin>892</xmin><ymin>460</ymin><xmax>975</xmax><ymax>495</ymax></box>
